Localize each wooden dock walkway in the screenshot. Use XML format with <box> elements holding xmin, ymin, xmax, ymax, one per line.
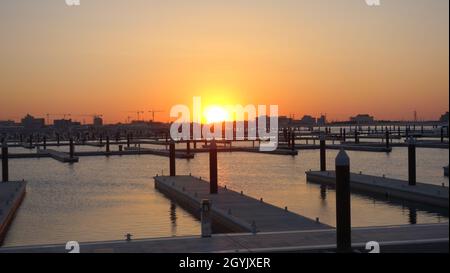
<box><xmin>39</xmin><ymin>149</ymin><xmax>79</xmax><ymax>163</ymax></box>
<box><xmin>7</xmin><ymin>148</ymin><xmax>194</xmax><ymax>160</ymax></box>
<box><xmin>306</xmin><ymin>171</ymin><xmax>449</xmax><ymax>208</ymax></box>
<box><xmin>0</xmin><ymin>181</ymin><xmax>26</xmax><ymax>245</ymax></box>
<box><xmin>154</xmin><ymin>175</ymin><xmax>330</xmax><ymax>232</ymax></box>
<box><xmin>0</xmin><ymin>223</ymin><xmax>447</xmax><ymax>253</ymax></box>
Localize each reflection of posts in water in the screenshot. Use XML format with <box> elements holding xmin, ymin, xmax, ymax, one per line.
<box><xmin>320</xmin><ymin>184</ymin><xmax>327</xmax><ymax>200</ymax></box>
<box><xmin>170</xmin><ymin>201</ymin><xmax>177</xmax><ymax>234</ymax></box>
<box><xmin>409</xmin><ymin>207</ymin><xmax>417</xmax><ymax>225</ymax></box>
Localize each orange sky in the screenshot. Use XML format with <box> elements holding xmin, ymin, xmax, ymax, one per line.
<box><xmin>0</xmin><ymin>0</ymin><xmax>448</xmax><ymax>124</ymax></box>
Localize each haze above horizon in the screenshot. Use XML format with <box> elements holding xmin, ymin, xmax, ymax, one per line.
<box><xmin>0</xmin><ymin>0</ymin><xmax>448</xmax><ymax>123</ymax></box>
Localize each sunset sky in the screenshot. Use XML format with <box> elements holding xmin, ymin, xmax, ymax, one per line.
<box><xmin>0</xmin><ymin>0</ymin><xmax>448</xmax><ymax>124</ymax></box>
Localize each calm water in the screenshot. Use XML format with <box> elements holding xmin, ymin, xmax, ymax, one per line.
<box><xmin>3</xmin><ymin>146</ymin><xmax>449</xmax><ymax>247</ymax></box>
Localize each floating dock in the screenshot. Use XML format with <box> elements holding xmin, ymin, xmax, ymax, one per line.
<box><xmin>0</xmin><ymin>223</ymin><xmax>447</xmax><ymax>253</ymax></box>
<box><xmin>306</xmin><ymin>171</ymin><xmax>449</xmax><ymax>208</ymax></box>
<box><xmin>39</xmin><ymin>149</ymin><xmax>79</xmax><ymax>163</ymax></box>
<box><xmin>154</xmin><ymin>175</ymin><xmax>330</xmax><ymax>232</ymax></box>
<box><xmin>8</xmin><ymin>148</ymin><xmax>194</xmax><ymax>160</ymax></box>
<box><xmin>0</xmin><ymin>181</ymin><xmax>26</xmax><ymax>246</ymax></box>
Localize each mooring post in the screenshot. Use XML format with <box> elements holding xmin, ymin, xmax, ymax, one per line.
<box><xmin>335</xmin><ymin>149</ymin><xmax>351</xmax><ymax>253</ymax></box>
<box><xmin>106</xmin><ymin>136</ymin><xmax>110</xmax><ymax>153</ymax></box>
<box><xmin>320</xmin><ymin>134</ymin><xmax>326</xmax><ymax>171</ymax></box>
<box><xmin>408</xmin><ymin>137</ymin><xmax>416</xmax><ymax>186</ymax></box>
<box><xmin>43</xmin><ymin>136</ymin><xmax>47</xmax><ymax>150</ymax></box>
<box><xmin>385</xmin><ymin>130</ymin><xmax>390</xmax><ymax>149</ymax></box>
<box><xmin>2</xmin><ymin>140</ymin><xmax>9</xmax><ymax>182</ymax></box>
<box><xmin>169</xmin><ymin>140</ymin><xmax>176</xmax><ymax>176</ymax></box>
<box><xmin>201</xmin><ymin>199</ymin><xmax>212</xmax><ymax>237</ymax></box>
<box><xmin>291</xmin><ymin>131</ymin><xmax>295</xmax><ymax>151</ymax></box>
<box><xmin>69</xmin><ymin>137</ymin><xmax>74</xmax><ymax>159</ymax></box>
<box><xmin>209</xmin><ymin>139</ymin><xmax>218</xmax><ymax>194</ymax></box>
<box><xmin>186</xmin><ymin>140</ymin><xmax>191</xmax><ymax>155</ymax></box>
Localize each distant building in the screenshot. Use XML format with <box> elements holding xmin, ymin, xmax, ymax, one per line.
<box><xmin>53</xmin><ymin>119</ymin><xmax>78</xmax><ymax>130</ymax></box>
<box><xmin>0</xmin><ymin>120</ymin><xmax>16</xmax><ymax>127</ymax></box>
<box><xmin>278</xmin><ymin>116</ymin><xmax>293</xmax><ymax>128</ymax></box>
<box><xmin>93</xmin><ymin>116</ymin><xmax>103</xmax><ymax>126</ymax></box>
<box><xmin>440</xmin><ymin>112</ymin><xmax>449</xmax><ymax>123</ymax></box>
<box><xmin>299</xmin><ymin>115</ymin><xmax>316</xmax><ymax>125</ymax></box>
<box><xmin>317</xmin><ymin>115</ymin><xmax>327</xmax><ymax>126</ymax></box>
<box><xmin>350</xmin><ymin>114</ymin><xmax>375</xmax><ymax>124</ymax></box>
<box><xmin>21</xmin><ymin>114</ymin><xmax>45</xmax><ymax>130</ymax></box>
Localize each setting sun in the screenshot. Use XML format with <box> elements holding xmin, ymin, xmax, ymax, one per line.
<box><xmin>204</xmin><ymin>106</ymin><xmax>229</xmax><ymax>124</ymax></box>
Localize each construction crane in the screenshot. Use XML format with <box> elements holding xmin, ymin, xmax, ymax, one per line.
<box><xmin>46</xmin><ymin>113</ymin><xmax>71</xmax><ymax>124</ymax></box>
<box><xmin>128</xmin><ymin>111</ymin><xmax>145</xmax><ymax>121</ymax></box>
<box><xmin>148</xmin><ymin>110</ymin><xmax>164</xmax><ymax>122</ymax></box>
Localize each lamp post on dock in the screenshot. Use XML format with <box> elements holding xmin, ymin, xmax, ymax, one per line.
<box><xmin>335</xmin><ymin>149</ymin><xmax>351</xmax><ymax>253</ymax></box>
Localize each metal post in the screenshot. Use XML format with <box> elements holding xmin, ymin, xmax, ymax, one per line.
<box><xmin>69</xmin><ymin>138</ymin><xmax>74</xmax><ymax>158</ymax></box>
<box><xmin>2</xmin><ymin>141</ymin><xmax>9</xmax><ymax>182</ymax></box>
<box><xmin>291</xmin><ymin>131</ymin><xmax>295</xmax><ymax>151</ymax></box>
<box><xmin>201</xmin><ymin>199</ymin><xmax>212</xmax><ymax>237</ymax></box>
<box><xmin>408</xmin><ymin>138</ymin><xmax>416</xmax><ymax>186</ymax></box>
<box><xmin>209</xmin><ymin>139</ymin><xmax>218</xmax><ymax>194</ymax></box>
<box><xmin>186</xmin><ymin>140</ymin><xmax>191</xmax><ymax>155</ymax></box>
<box><xmin>320</xmin><ymin>134</ymin><xmax>326</xmax><ymax>171</ymax></box>
<box><xmin>106</xmin><ymin>136</ymin><xmax>110</xmax><ymax>153</ymax></box>
<box><xmin>441</xmin><ymin>127</ymin><xmax>444</xmax><ymax>143</ymax></box>
<box><xmin>335</xmin><ymin>149</ymin><xmax>351</xmax><ymax>252</ymax></box>
<box><xmin>43</xmin><ymin>136</ymin><xmax>47</xmax><ymax>150</ymax></box>
<box><xmin>385</xmin><ymin>130</ymin><xmax>390</xmax><ymax>149</ymax></box>
<box><xmin>169</xmin><ymin>140</ymin><xmax>176</xmax><ymax>176</ymax></box>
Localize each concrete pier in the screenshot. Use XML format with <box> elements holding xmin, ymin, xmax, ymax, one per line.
<box><xmin>0</xmin><ymin>181</ymin><xmax>26</xmax><ymax>245</ymax></box>
<box><xmin>306</xmin><ymin>171</ymin><xmax>449</xmax><ymax>208</ymax></box>
<box><xmin>154</xmin><ymin>175</ymin><xmax>330</xmax><ymax>232</ymax></box>
<box><xmin>0</xmin><ymin>223</ymin><xmax>447</xmax><ymax>253</ymax></box>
